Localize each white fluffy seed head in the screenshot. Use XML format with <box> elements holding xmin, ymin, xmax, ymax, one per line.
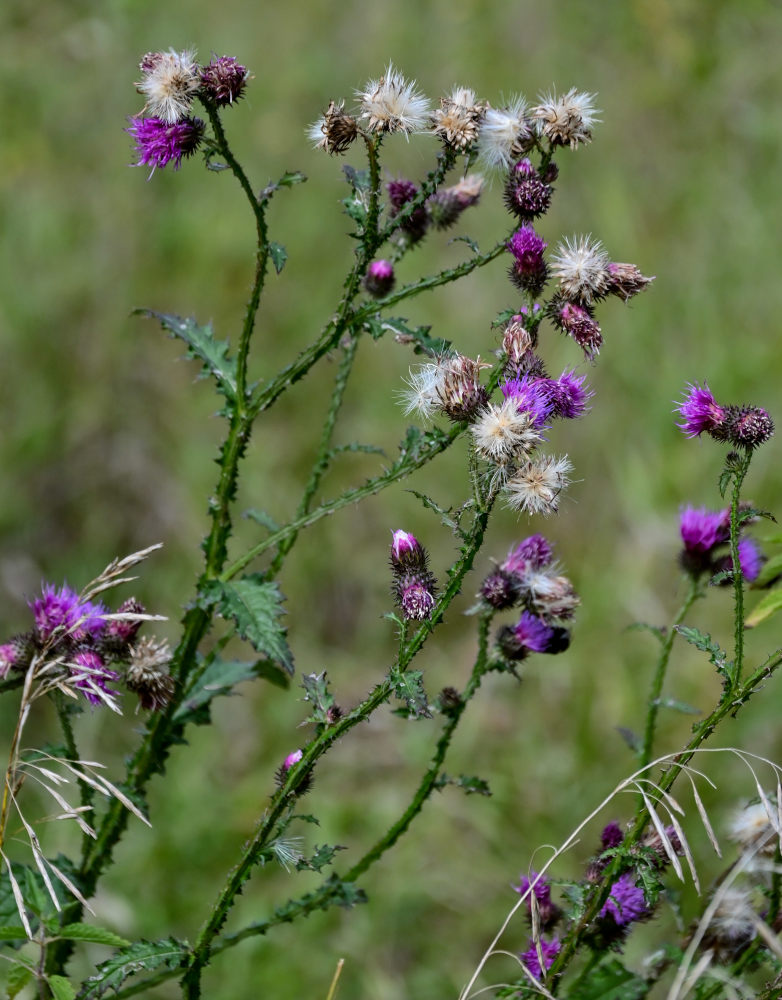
<box><xmin>502</xmin><ymin>454</ymin><xmax>573</xmax><ymax>516</ymax></box>
<box><xmin>431</xmin><ymin>87</ymin><xmax>486</xmax><ymax>150</ymax></box>
<box><xmin>477</xmin><ymin>97</ymin><xmax>533</xmax><ymax>170</ymax></box>
<box><xmin>533</xmin><ymin>88</ymin><xmax>600</xmax><ymax>148</ymax></box>
<box><xmin>398</xmin><ymin>362</ymin><xmax>447</xmax><ymax>421</ymax></box>
<box><xmin>470</xmin><ymin>397</ymin><xmax>541</xmax><ymax>464</ymax></box>
<box><xmin>357</xmin><ymin>63</ymin><xmax>431</xmax><ymax>136</ymax></box>
<box><xmin>136</xmin><ymin>49</ymin><xmax>200</xmax><ymax>124</ymax></box>
<box><xmin>550</xmin><ymin>235</ymin><xmax>612</xmax><ymax>304</ymax></box>
<box><xmin>728</xmin><ymin>799</ymin><xmax>780</xmax><ymax>855</ymax></box>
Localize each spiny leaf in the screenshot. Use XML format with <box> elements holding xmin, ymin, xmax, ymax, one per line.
<box><xmin>746</xmin><ymin>589</ymin><xmax>782</xmax><ymax>628</ymax></box>
<box><xmin>370</xmin><ymin>315</ymin><xmax>452</xmax><ymax>356</ymax></box>
<box><xmin>674</xmin><ymin>626</ymin><xmax>729</xmax><ymax>674</ymax></box>
<box><xmin>135</xmin><ymin>310</ymin><xmax>237</xmax><ymax>401</ymax></box>
<box><xmin>434</xmin><ymin>773</ymin><xmax>491</xmax><ymax>797</ymax></box>
<box><xmin>242</xmin><ymin>508</ymin><xmax>280</xmax><ymax>533</ymax></box>
<box><xmin>625</xmin><ymin>622</ymin><xmax>666</xmax><ymax>642</ymax></box>
<box><xmin>300</xmin><ymin>672</ymin><xmax>336</xmax><ymax>727</ymax></box>
<box><xmin>739</xmin><ymin>506</ymin><xmax>776</xmax><ymax>525</ymax></box>
<box><xmin>654</xmin><ymin>696</ymin><xmax>701</xmax><ymax>716</ymax></box>
<box><xmin>718</xmin><ymin>468</ymin><xmax>733</xmax><ymax>499</ymax></box>
<box><xmin>295</xmin><ymin>844</ymin><xmax>345</xmax><ymax>873</ymax></box>
<box><xmin>342</xmin><ymin>164</ymin><xmax>370</xmax><ymax>191</ymax></box>
<box><xmin>202</xmin><ymin>577</ymin><xmax>294</xmax><ymax>675</ymax></box>
<box><xmin>56</xmin><ymin>923</ymin><xmax>130</xmax><ymax>948</ymax></box>
<box><xmin>449</xmin><ymin>234</ymin><xmax>479</xmax><ymax>254</ymax></box>
<box><xmin>48</xmin><ymin>975</ymin><xmax>76</xmax><ymax>1000</ymax></box>
<box><xmin>79</xmin><ymin>938</ymin><xmax>187</xmax><ymax>999</ymax></box>
<box><xmin>260</xmin><ymin>170</ymin><xmax>307</xmax><ymax>205</ymax></box>
<box><xmin>268</xmin><ymin>241</ymin><xmax>288</xmax><ymax>274</ymax></box>
<box><xmin>407</xmin><ymin>490</ymin><xmax>459</xmax><ymax>532</ymax></box>
<box><xmin>391</xmin><ymin>670</ymin><xmax>431</xmax><ymax>719</ymax></box>
<box><xmin>175</xmin><ymin>656</ymin><xmax>290</xmax><ymax>725</ymax></box>
<box><xmin>567</xmin><ymin>958</ymin><xmax>648</xmax><ymax>999</ymax></box>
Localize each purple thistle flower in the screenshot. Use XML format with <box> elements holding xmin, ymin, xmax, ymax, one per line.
<box><xmin>70</xmin><ymin>650</ymin><xmax>120</xmax><ymax>707</ymax></box>
<box><xmin>601</xmin><ymin>821</ymin><xmax>625</xmax><ymax>849</ymax></box>
<box><xmin>31</xmin><ymin>584</ymin><xmax>105</xmax><ymax>644</ymax></box>
<box><xmin>200</xmin><ymin>56</ymin><xmax>249</xmax><ymax>107</ymax></box>
<box><xmin>679</xmin><ymin>506</ymin><xmax>730</xmax><ymax>555</ymax></box>
<box><xmin>364</xmin><ymin>259</ymin><xmax>395</xmax><ymax>298</ymax></box>
<box><xmin>548</xmin><ymin>370</ymin><xmax>593</xmax><ymax>419</ymax></box>
<box><xmin>506</xmin><ymin>225</ymin><xmax>548</xmax><ymax>293</ymax></box>
<box><xmin>390</xmin><ymin>529</ymin><xmax>424</xmax><ymax>567</ymax></box>
<box><xmin>282</xmin><ymin>749</ymin><xmax>303</xmax><ymax>771</ymax></box>
<box><xmin>0</xmin><ymin>644</ymin><xmax>17</xmax><ymax>680</ymax></box>
<box><xmin>400</xmin><ymin>582</ymin><xmax>436</xmax><ymax>621</ymax></box>
<box><xmin>556</xmin><ymin>301</ymin><xmax>603</xmax><ymax>360</ymax></box>
<box><xmin>675</xmin><ymin>382</ymin><xmax>727</xmax><ymax>439</ymax></box>
<box><xmin>501</xmin><ymin>375</ymin><xmax>554</xmax><ymax>429</ymax></box>
<box><xmin>275</xmin><ymin>748</ymin><xmax>312</xmax><ymax>792</ymax></box>
<box><xmin>503</xmin><ymin>158</ymin><xmax>552</xmax><ymax>220</ymax></box>
<box><xmin>520</xmin><ymin>936</ymin><xmax>560</xmax><ymax>980</ymax></box>
<box><xmin>126</xmin><ymin>115</ymin><xmax>205</xmax><ymax>175</ymax></box>
<box><xmin>599</xmin><ymin>872</ymin><xmax>647</xmax><ymax>927</ymax></box>
<box><xmin>512</xmin><ymin>610</ymin><xmax>556</xmax><ymax>653</ymax></box>
<box><xmin>502</xmin><ymin>535</ymin><xmax>554</xmax><ymax>576</ymax></box>
<box><xmin>387</xmin><ymin>178</ymin><xmax>418</xmax><ymax>209</ymax></box>
<box><xmin>514</xmin><ymin>870</ymin><xmax>551</xmax><ymax>904</ymax></box>
<box><xmin>736</xmin><ymin>537</ymin><xmax>763</xmax><ymax>582</ymax></box>
<box><xmin>723</xmin><ymin>405</ymin><xmax>775</xmax><ymax>449</ymax></box>
<box><xmin>387</xmin><ymin>178</ymin><xmax>428</xmax><ymax>243</ymax></box>
<box><xmin>479</xmin><ymin>568</ymin><xmax>520</xmax><ymax>610</ymax></box>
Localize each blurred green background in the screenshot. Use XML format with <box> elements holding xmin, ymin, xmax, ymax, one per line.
<box><xmin>2</xmin><ymin>0</ymin><xmax>781</xmax><ymax>996</ymax></box>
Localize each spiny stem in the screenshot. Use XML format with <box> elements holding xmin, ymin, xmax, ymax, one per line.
<box><xmin>729</xmin><ymin>449</ymin><xmax>752</xmax><ymax>690</ymax></box>
<box><xmin>639</xmin><ymin>574</ymin><xmax>703</xmax><ymax>769</ymax></box>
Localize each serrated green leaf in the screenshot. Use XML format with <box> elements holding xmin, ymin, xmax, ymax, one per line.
<box><xmin>739</xmin><ymin>506</ymin><xmax>776</xmax><ymax>525</ymax></box>
<box><xmin>746</xmin><ymin>589</ymin><xmax>782</xmax><ymax>628</ymax></box>
<box><xmin>674</xmin><ymin>625</ymin><xmax>729</xmax><ymax>674</ymax></box>
<box><xmin>300</xmin><ymin>672</ymin><xmax>336</xmax><ymax>727</ymax></box>
<box><xmin>79</xmin><ymin>938</ymin><xmax>187</xmax><ymax>999</ymax></box>
<box><xmin>342</xmin><ymin>164</ymin><xmax>370</xmax><ymax>191</ymax></box>
<box><xmin>0</xmin><ymin>927</ymin><xmax>29</xmax><ymax>941</ymax></box>
<box><xmin>391</xmin><ymin>670</ymin><xmax>431</xmax><ymax>719</ymax></box>
<box><xmin>567</xmin><ymin>958</ymin><xmax>647</xmax><ymax>1000</ymax></box>
<box><xmin>47</xmin><ymin>975</ymin><xmax>76</xmax><ymax>1000</ymax></box>
<box><xmin>434</xmin><ymin>773</ymin><xmax>491</xmax><ymax>796</ymax></box>
<box><xmin>407</xmin><ymin>489</ymin><xmax>459</xmax><ymax>532</ymax></box>
<box><xmin>754</xmin><ymin>553</ymin><xmax>782</xmax><ymax>588</ymax></box>
<box><xmin>718</xmin><ymin>468</ymin><xmax>732</xmax><ymax>498</ymax></box>
<box><xmin>343</xmin><ymin>196</ymin><xmax>367</xmax><ymax>226</ymax></box>
<box><xmin>6</xmin><ymin>963</ymin><xmax>34</xmax><ymax>998</ymax></box>
<box><xmin>202</xmin><ymin>578</ymin><xmax>294</xmax><ymax>674</ymax></box>
<box><xmin>277</xmin><ymin>170</ymin><xmax>306</xmax><ymax>188</ymax></box>
<box><xmin>135</xmin><ymin>310</ymin><xmax>237</xmax><ymax>400</ymax></box>
<box><xmin>371</xmin><ymin>315</ymin><xmax>452</xmax><ymax>356</ymax></box>
<box><xmin>268</xmin><ymin>241</ymin><xmax>288</xmax><ymax>274</ymax></box>
<box><xmin>175</xmin><ymin>656</ymin><xmax>290</xmax><ymax>725</ymax></box>
<box><xmin>327</xmin><ymin>442</ymin><xmax>385</xmax><ymax>460</ymax></box>
<box><xmin>654</xmin><ymin>696</ymin><xmax>701</xmax><ymax>716</ymax></box>
<box><xmin>295</xmin><ymin>844</ymin><xmax>345</xmax><ymax>873</ymax></box>
<box><xmin>709</xmin><ymin>569</ymin><xmax>732</xmax><ymax>586</ymax></box>
<box><xmin>57</xmin><ymin>923</ymin><xmax>129</xmax><ymax>948</ymax></box>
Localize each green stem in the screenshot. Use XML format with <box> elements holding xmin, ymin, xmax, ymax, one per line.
<box><xmin>639</xmin><ymin>575</ymin><xmax>703</xmax><ymax>769</ymax></box>
<box><xmin>729</xmin><ymin>450</ymin><xmax>752</xmax><ymax>691</ymax></box>
<box><xmin>181</xmin><ymin>507</ymin><xmax>493</xmax><ymax>996</ymax></box>
<box><xmin>53</xmin><ymin>692</ymin><xmax>94</xmax><ymax>857</ymax></box>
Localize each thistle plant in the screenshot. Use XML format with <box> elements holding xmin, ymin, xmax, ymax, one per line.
<box><xmin>0</xmin><ymin>46</ymin><xmax>777</xmax><ymax>1000</ymax></box>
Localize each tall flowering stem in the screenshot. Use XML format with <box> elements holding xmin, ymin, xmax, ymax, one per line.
<box><xmin>729</xmin><ymin>449</ymin><xmax>753</xmax><ymax>691</ymax></box>
<box><xmin>639</xmin><ymin>574</ymin><xmax>703</xmax><ymax>769</ymax></box>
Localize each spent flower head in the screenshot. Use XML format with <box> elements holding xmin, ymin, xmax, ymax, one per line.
<box><xmin>554</xmin><ymin>301</ymin><xmax>603</xmax><ymax>360</ymax></box>
<box><xmin>550</xmin><ymin>235</ymin><xmax>611</xmax><ymax>304</ymax></box>
<box><xmin>199</xmin><ymin>55</ymin><xmax>248</xmax><ymax>106</ymax></box>
<box><xmin>431</xmin><ymin>87</ymin><xmax>486</xmax><ymax>150</ymax></box>
<box><xmin>308</xmin><ymin>100</ymin><xmax>358</xmax><ymax>154</ymax></box>
<box><xmin>533</xmin><ymin>88</ymin><xmax>599</xmax><ymax>148</ymax></box>
<box><xmin>470</xmin><ymin>397</ymin><xmax>542</xmax><ymax>465</ymax></box>
<box><xmin>477</xmin><ymin>97</ymin><xmax>533</xmax><ymax>170</ymax></box>
<box><xmin>357</xmin><ymin>63</ymin><xmax>431</xmax><ymax>136</ymax></box>
<box><xmin>136</xmin><ymin>49</ymin><xmax>200</xmax><ymax>124</ymax></box>
<box><xmin>503</xmin><ymin>455</ymin><xmax>573</xmax><ymax>517</ymax></box>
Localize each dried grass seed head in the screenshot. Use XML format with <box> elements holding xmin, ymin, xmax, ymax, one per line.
<box><xmin>533</xmin><ymin>88</ymin><xmax>600</xmax><ymax>148</ymax></box>
<box><xmin>357</xmin><ymin>63</ymin><xmax>431</xmax><ymax>136</ymax></box>
<box><xmin>136</xmin><ymin>49</ymin><xmax>200</xmax><ymax>124</ymax></box>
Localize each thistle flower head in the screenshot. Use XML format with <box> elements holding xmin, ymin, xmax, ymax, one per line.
<box><xmin>479</xmin><ymin>568</ymin><xmax>520</xmax><ymax>609</ymax></box>
<box><xmin>736</xmin><ymin>537</ymin><xmax>763</xmax><ymax>582</ymax></box>
<box><xmin>126</xmin><ymin>637</ymin><xmax>175</xmax><ymax>711</ymax></box>
<box><xmin>501</xmin><ymin>375</ymin><xmax>555</xmax><ymax>429</ymax></box>
<box><xmin>502</xmin><ymin>314</ymin><xmax>536</xmax><ymax>368</ymax></box>
<box><xmin>507</xmin><ymin>225</ymin><xmax>548</xmax><ymax>294</ymax></box>
<box><xmin>127</xmin><ymin>116</ymin><xmax>205</xmax><ymax>175</ymax></box>
<box><xmin>390</xmin><ymin>529</ymin><xmax>424</xmax><ymax>568</ymax></box>
<box><xmin>477</xmin><ymin>97</ymin><xmax>533</xmax><ymax>170</ymax></box>
<box><xmin>357</xmin><ymin>63</ymin><xmax>431</xmax><ymax>136</ymax></box>
<box><xmin>503</xmin><ymin>455</ymin><xmax>573</xmax><ymax>517</ymax></box>
<box><xmin>599</xmin><ymin>872</ymin><xmax>647</xmax><ymax>927</ymax></box>
<box><xmin>434</xmin><ymin>354</ymin><xmax>490</xmax><ymax>422</ymax></box>
<box><xmin>136</xmin><ymin>49</ymin><xmax>200</xmax><ymax>124</ymax></box>
<box><xmin>31</xmin><ymin>584</ymin><xmax>106</xmax><ymax>645</ymax></box>
<box><xmin>308</xmin><ymin>100</ymin><xmax>358</xmax><ymax>154</ymax></box>
<box><xmin>199</xmin><ymin>55</ymin><xmax>248</xmax><ymax>106</ymax></box>
<box><xmin>390</xmin><ymin>533</ymin><xmax>437</xmax><ymax>621</ymax></box>
<box><xmin>704</xmin><ymin>886</ymin><xmax>758</xmax><ymax>959</ymax></box>
<box><xmin>503</xmin><ymin>158</ymin><xmax>553</xmax><ymax>220</ymax></box>
<box><xmin>607</xmin><ymin>261</ymin><xmax>654</xmax><ymax>301</ymax></box>
<box><xmin>70</xmin><ymin>650</ymin><xmax>120</xmax><ymax>707</ymax></box>
<box><xmin>679</xmin><ymin>506</ymin><xmax>730</xmax><ymax>555</ymax></box>
<box><xmin>555</xmin><ymin>301</ymin><xmax>603</xmax><ymax>360</ymax></box>
<box><xmin>533</xmin><ymin>88</ymin><xmax>599</xmax><ymax>148</ymax></box>
<box><xmin>512</xmin><ymin>611</ymin><xmax>556</xmax><ymax>653</ymax></box>
<box><xmin>519</xmin><ymin>936</ymin><xmax>560</xmax><ymax>980</ymax></box>
<box><xmin>431</xmin><ymin>87</ymin><xmax>486</xmax><ymax>150</ymax></box>
<box><xmin>426</xmin><ymin>174</ymin><xmax>483</xmax><ymax>230</ymax></box>
<box><xmin>502</xmin><ymin>534</ymin><xmax>554</xmax><ymax>576</ymax></box>
<box><xmin>550</xmin><ymin>235</ymin><xmax>611</xmax><ymax>304</ymax></box>
<box><xmin>601</xmin><ymin>821</ymin><xmax>625</xmax><ymax>849</ymax></box>
<box><xmin>387</xmin><ymin>177</ymin><xmax>429</xmax><ymax>243</ymax></box>
<box><xmin>722</xmin><ymin>404</ymin><xmax>775</xmax><ymax>449</ymax></box>
<box><xmin>399</xmin><ymin>582</ymin><xmax>436</xmax><ymax>620</ymax></box>
<box><xmin>104</xmin><ymin>597</ymin><xmax>145</xmax><ymax>653</ymax></box>
<box><xmin>521</xmin><ymin>569</ymin><xmax>580</xmax><ymax>621</ymax></box>
<box><xmin>275</xmin><ymin>748</ymin><xmax>312</xmax><ymax>793</ymax></box>
<box><xmin>513</xmin><ymin>871</ymin><xmax>562</xmax><ymax>930</ymax></box>
<box><xmin>549</xmin><ymin>370</ymin><xmax>593</xmax><ymax>419</ymax></box>
<box><xmin>675</xmin><ymin>382</ymin><xmax>728</xmax><ymax>439</ymax></box>
<box><xmin>470</xmin><ymin>397</ymin><xmax>542</xmax><ymax>464</ymax></box>
<box><xmin>363</xmin><ymin>259</ymin><xmax>395</xmax><ymax>298</ymax></box>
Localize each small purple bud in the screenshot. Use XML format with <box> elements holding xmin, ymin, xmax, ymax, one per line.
<box><xmin>387</xmin><ymin>178</ymin><xmax>428</xmax><ymax>243</ymax></box>
<box><xmin>506</xmin><ymin>225</ymin><xmax>548</xmax><ymax>294</ymax></box>
<box><xmin>556</xmin><ymin>302</ymin><xmax>602</xmax><ymax>360</ymax></box>
<box><xmin>275</xmin><ymin>748</ymin><xmax>312</xmax><ymax>793</ymax></box>
<box><xmin>480</xmin><ymin>568</ymin><xmax>520</xmax><ymax>609</ymax></box>
<box><xmin>502</xmin><ymin>535</ymin><xmax>554</xmax><ymax>576</ymax></box>
<box><xmin>70</xmin><ymin>650</ymin><xmax>120</xmax><ymax>707</ymax></box>
<box><xmin>200</xmin><ymin>56</ymin><xmax>249</xmax><ymax>107</ymax></box>
<box><xmin>364</xmin><ymin>259</ymin><xmax>395</xmax><ymax>298</ymax></box>
<box><xmin>503</xmin><ymin>158</ymin><xmax>552</xmax><ymax>220</ymax></box>
<box><xmin>390</xmin><ymin>529</ymin><xmax>423</xmax><ymax>566</ymax></box>
<box><xmin>499</xmin><ymin>611</ymin><xmax>556</xmax><ymax>660</ymax></box>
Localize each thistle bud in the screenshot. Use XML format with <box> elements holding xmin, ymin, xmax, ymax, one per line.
<box><xmin>0</xmin><ymin>634</ymin><xmax>34</xmax><ymax>678</ymax></box>
<box><xmin>607</xmin><ymin>262</ymin><xmax>654</xmax><ymax>301</ymax></box>
<box><xmin>479</xmin><ymin>568</ymin><xmax>520</xmax><ymax>609</ymax></box>
<box><xmin>554</xmin><ymin>300</ymin><xmax>603</xmax><ymax>360</ymax></box>
<box><xmin>437</xmin><ymin>686</ymin><xmax>462</xmax><ymax>712</ymax></box>
<box><xmin>275</xmin><ymin>748</ymin><xmax>312</xmax><ymax>794</ymax></box>
<box><xmin>363</xmin><ymin>259</ymin><xmax>395</xmax><ymax>298</ymax></box>
<box><xmin>200</xmin><ymin>56</ymin><xmax>249</xmax><ymax>107</ymax></box>
<box><xmin>126</xmin><ymin>637</ymin><xmax>175</xmax><ymax>712</ymax></box>
<box><xmin>103</xmin><ymin>597</ymin><xmax>145</xmax><ymax>656</ymax></box>
<box><xmin>506</xmin><ymin>226</ymin><xmax>548</xmax><ymax>295</ymax></box>
<box><xmin>503</xmin><ymin>158</ymin><xmax>552</xmax><ymax>220</ymax></box>
<box><xmin>390</xmin><ymin>531</ymin><xmax>437</xmax><ymax>621</ymax></box>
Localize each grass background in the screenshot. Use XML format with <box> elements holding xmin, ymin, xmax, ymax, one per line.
<box><xmin>1</xmin><ymin>0</ymin><xmax>781</xmax><ymax>996</ymax></box>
